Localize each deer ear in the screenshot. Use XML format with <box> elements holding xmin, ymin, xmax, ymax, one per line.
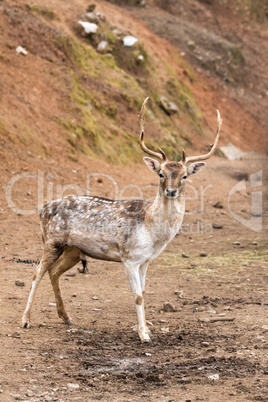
<box><xmin>143</xmin><ymin>157</ymin><xmax>161</xmax><ymax>174</ymax></box>
<box><xmin>187</xmin><ymin>162</ymin><xmax>206</xmax><ymax>176</ymax></box>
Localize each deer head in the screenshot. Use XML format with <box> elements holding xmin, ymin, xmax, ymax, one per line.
<box><xmin>139</xmin><ymin>97</ymin><xmax>223</xmax><ymax>199</ymax></box>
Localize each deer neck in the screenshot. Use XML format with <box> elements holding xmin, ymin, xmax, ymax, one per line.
<box><xmin>147</xmin><ymin>185</ymin><xmax>186</xmax><ymax>226</ymax></box>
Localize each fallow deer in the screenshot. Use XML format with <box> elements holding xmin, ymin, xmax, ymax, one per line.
<box><xmin>22</xmin><ymin>97</ymin><xmax>222</xmax><ymax>342</ymax></box>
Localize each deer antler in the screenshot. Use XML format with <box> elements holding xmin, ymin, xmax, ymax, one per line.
<box><xmin>181</xmin><ymin>110</ymin><xmax>222</xmax><ymax>165</ymax></box>
<box><xmin>139</xmin><ymin>97</ymin><xmax>167</xmax><ymax>162</ymax></box>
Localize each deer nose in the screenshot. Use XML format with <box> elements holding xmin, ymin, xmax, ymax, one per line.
<box><xmin>165</xmin><ymin>189</ymin><xmax>178</xmax><ymax>198</ymax></box>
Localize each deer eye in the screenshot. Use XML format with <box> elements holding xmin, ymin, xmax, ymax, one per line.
<box><xmin>182</xmin><ymin>175</ymin><xmax>187</xmax><ymax>180</ymax></box>
<box><xmin>159</xmin><ymin>173</ymin><xmax>164</xmax><ymax>179</ymax></box>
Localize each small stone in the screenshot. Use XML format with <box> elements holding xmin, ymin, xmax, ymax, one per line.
<box><xmin>201</xmin><ymin>341</ymin><xmax>210</xmax><ymax>347</ymax></box>
<box><xmin>163</xmin><ymin>301</ymin><xmax>177</xmax><ymax>312</ymax></box>
<box><xmin>92</xmin><ymin>296</ymin><xmax>99</xmax><ymax>300</ymax></box>
<box><xmin>97</xmin><ymin>41</ymin><xmax>108</xmax><ymax>52</ymax></box>
<box><xmin>159</xmin><ymin>96</ymin><xmax>178</xmax><ymax>115</ymax></box>
<box><xmin>187</xmin><ymin>40</ymin><xmax>196</xmax><ymax>50</ymax></box>
<box><xmin>200</xmin><ymin>252</ymin><xmax>207</xmax><ymax>257</ymax></box>
<box><xmin>161</xmin><ymin>327</ymin><xmax>169</xmax><ymax>333</ymax></box>
<box><xmin>83</xmin><ymin>11</ymin><xmax>99</xmax><ymax>24</ymax></box>
<box><xmin>208</xmin><ymin>374</ymin><xmax>219</xmax><ymax>381</ymax></box>
<box><xmin>66</xmin><ymin>272</ymin><xmax>76</xmax><ymax>277</ymax></box>
<box><xmin>16</xmin><ymin>46</ymin><xmax>27</xmax><ymax>55</ymax></box>
<box><xmin>86</xmin><ymin>4</ymin><xmax>96</xmax><ymax>12</ymax></box>
<box><xmin>49</xmin><ymin>302</ymin><xmax>56</xmax><ymax>307</ymax></box>
<box><xmin>182</xmin><ymin>253</ymin><xmax>189</xmax><ymax>258</ymax></box>
<box><xmin>251</xmin><ymin>241</ymin><xmax>258</xmax><ymax>245</ymax></box>
<box><xmin>72</xmin><ymin>293</ymin><xmax>77</xmax><ymax>297</ymax></box>
<box><xmin>213</xmin><ymin>201</ymin><xmax>223</xmax><ymax>209</ymax></box>
<box><xmin>15</xmin><ymin>279</ymin><xmax>25</xmax><ymax>287</ymax></box>
<box><xmin>212</xmin><ymin>223</ymin><xmax>223</xmax><ymax>229</ymax></box>
<box><xmin>67</xmin><ymin>383</ymin><xmax>80</xmax><ymax>390</ymax></box>
<box><xmin>261</xmin><ymin>325</ymin><xmax>268</xmax><ymax>331</ymax></box>
<box><xmin>10</xmin><ymin>394</ymin><xmax>23</xmax><ymax>400</ymax></box>
<box><xmin>232</xmin><ymin>241</ymin><xmax>240</xmax><ymax>246</ymax></box>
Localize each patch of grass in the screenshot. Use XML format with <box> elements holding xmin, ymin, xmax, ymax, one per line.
<box><xmin>28</xmin><ymin>4</ymin><xmax>56</xmax><ymax>20</ymax></box>
<box><xmin>234</xmin><ymin>0</ymin><xmax>268</xmax><ymax>23</ymax></box>
<box><xmin>158</xmin><ymin>246</ymin><xmax>268</xmax><ymax>276</ymax></box>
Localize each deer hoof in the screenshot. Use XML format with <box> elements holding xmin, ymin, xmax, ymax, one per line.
<box><xmin>22</xmin><ymin>317</ymin><xmax>30</xmax><ymax>328</ymax></box>
<box><xmin>140</xmin><ymin>332</ymin><xmax>151</xmax><ymax>343</ymax></box>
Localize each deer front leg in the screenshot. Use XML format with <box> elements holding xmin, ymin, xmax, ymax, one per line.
<box><xmin>139</xmin><ymin>262</ymin><xmax>150</xmax><ymax>336</ymax></box>
<box><xmin>124</xmin><ymin>262</ymin><xmax>150</xmax><ymax>343</ymax></box>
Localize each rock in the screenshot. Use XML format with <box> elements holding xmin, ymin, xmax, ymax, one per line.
<box><xmin>137</xmin><ymin>54</ymin><xmax>144</xmax><ymax>63</ymax></box>
<box><xmin>10</xmin><ymin>394</ymin><xmax>23</xmax><ymax>400</ymax></box>
<box><xmin>232</xmin><ymin>241</ymin><xmax>240</xmax><ymax>245</ymax></box>
<box><xmin>159</xmin><ymin>96</ymin><xmax>178</xmax><ymax>115</ymax></box>
<box><xmin>123</xmin><ymin>35</ymin><xmax>138</xmax><ymax>47</ymax></box>
<box><xmin>208</xmin><ymin>374</ymin><xmax>219</xmax><ymax>381</ymax></box>
<box><xmin>212</xmin><ymin>223</ymin><xmax>223</xmax><ymax>229</ymax></box>
<box><xmin>92</xmin><ymin>296</ymin><xmax>99</xmax><ymax>300</ymax></box>
<box><xmin>66</xmin><ymin>272</ymin><xmax>76</xmax><ymax>277</ymax></box>
<box><xmin>187</xmin><ymin>40</ymin><xmax>196</xmax><ymax>50</ymax></box>
<box><xmin>83</xmin><ymin>11</ymin><xmax>99</xmax><ymax>23</ymax></box>
<box><xmin>261</xmin><ymin>325</ymin><xmax>268</xmax><ymax>331</ymax></box>
<box><xmin>200</xmin><ymin>252</ymin><xmax>207</xmax><ymax>257</ymax></box>
<box><xmin>97</xmin><ymin>40</ymin><xmax>108</xmax><ymax>52</ymax></box>
<box><xmin>213</xmin><ymin>201</ymin><xmax>223</xmax><ymax>209</ymax></box>
<box><xmin>163</xmin><ymin>301</ymin><xmax>177</xmax><ymax>312</ymax></box>
<box><xmin>201</xmin><ymin>341</ymin><xmax>210</xmax><ymax>347</ymax></box>
<box><xmin>15</xmin><ymin>279</ymin><xmax>25</xmax><ymax>287</ymax></box>
<box><xmin>49</xmin><ymin>302</ymin><xmax>56</xmax><ymax>307</ymax></box>
<box><xmin>78</xmin><ymin>21</ymin><xmax>98</xmax><ymax>34</ymax></box>
<box><xmin>161</xmin><ymin>327</ymin><xmax>169</xmax><ymax>333</ymax></box>
<box><xmin>112</xmin><ymin>28</ymin><xmax>124</xmax><ymax>40</ymax></box>
<box><xmin>16</xmin><ymin>46</ymin><xmax>27</xmax><ymax>55</ymax></box>
<box><xmin>67</xmin><ymin>383</ymin><xmax>80</xmax><ymax>390</ymax></box>
<box><xmin>82</xmin><ymin>11</ymin><xmax>106</xmax><ymax>23</ymax></box>
<box><xmin>182</xmin><ymin>253</ymin><xmax>189</xmax><ymax>258</ymax></box>
<box><xmin>72</xmin><ymin>293</ymin><xmax>77</xmax><ymax>297</ymax></box>
<box><xmin>86</xmin><ymin>4</ymin><xmax>96</xmax><ymax>12</ymax></box>
<box><xmin>219</xmin><ymin>143</ymin><xmax>244</xmax><ymax>160</ymax></box>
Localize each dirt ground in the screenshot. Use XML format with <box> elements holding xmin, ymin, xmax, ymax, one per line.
<box><xmin>0</xmin><ymin>0</ymin><xmax>268</xmax><ymax>401</ymax></box>
<box><xmin>0</xmin><ymin>156</ymin><xmax>267</xmax><ymax>402</ymax></box>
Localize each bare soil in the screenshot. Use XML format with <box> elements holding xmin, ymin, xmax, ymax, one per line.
<box><xmin>0</xmin><ymin>157</ymin><xmax>267</xmax><ymax>401</ymax></box>
<box><xmin>0</xmin><ymin>0</ymin><xmax>268</xmax><ymax>401</ymax></box>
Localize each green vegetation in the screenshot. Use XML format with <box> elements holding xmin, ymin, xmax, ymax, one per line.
<box><xmin>233</xmin><ymin>0</ymin><xmax>268</xmax><ymax>23</ymax></box>
<box><xmin>30</xmin><ymin>14</ymin><xmax>203</xmax><ymax>163</ymax></box>
<box><xmin>28</xmin><ymin>4</ymin><xmax>56</xmax><ymax>20</ymax></box>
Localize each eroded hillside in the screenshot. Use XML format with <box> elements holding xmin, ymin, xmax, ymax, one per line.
<box><xmin>0</xmin><ymin>0</ymin><xmax>267</xmax><ymax>170</ymax></box>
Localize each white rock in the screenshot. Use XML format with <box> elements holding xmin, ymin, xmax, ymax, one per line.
<box><xmin>123</xmin><ymin>35</ymin><xmax>138</xmax><ymax>47</ymax></box>
<box><xmin>219</xmin><ymin>143</ymin><xmax>244</xmax><ymax>160</ymax></box>
<box><xmin>78</xmin><ymin>21</ymin><xmax>98</xmax><ymax>34</ymax></box>
<box><xmin>67</xmin><ymin>383</ymin><xmax>80</xmax><ymax>390</ymax></box>
<box><xmin>16</xmin><ymin>46</ymin><xmax>27</xmax><ymax>55</ymax></box>
<box><xmin>97</xmin><ymin>41</ymin><xmax>108</xmax><ymax>52</ymax></box>
<box><xmin>208</xmin><ymin>374</ymin><xmax>219</xmax><ymax>380</ymax></box>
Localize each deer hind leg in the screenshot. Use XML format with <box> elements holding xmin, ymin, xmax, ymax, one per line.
<box><xmin>22</xmin><ymin>247</ymin><xmax>61</xmax><ymax>328</ymax></box>
<box><xmin>49</xmin><ymin>247</ymin><xmax>80</xmax><ymax>325</ymax></box>
<box><xmin>124</xmin><ymin>262</ymin><xmax>150</xmax><ymax>343</ymax></box>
